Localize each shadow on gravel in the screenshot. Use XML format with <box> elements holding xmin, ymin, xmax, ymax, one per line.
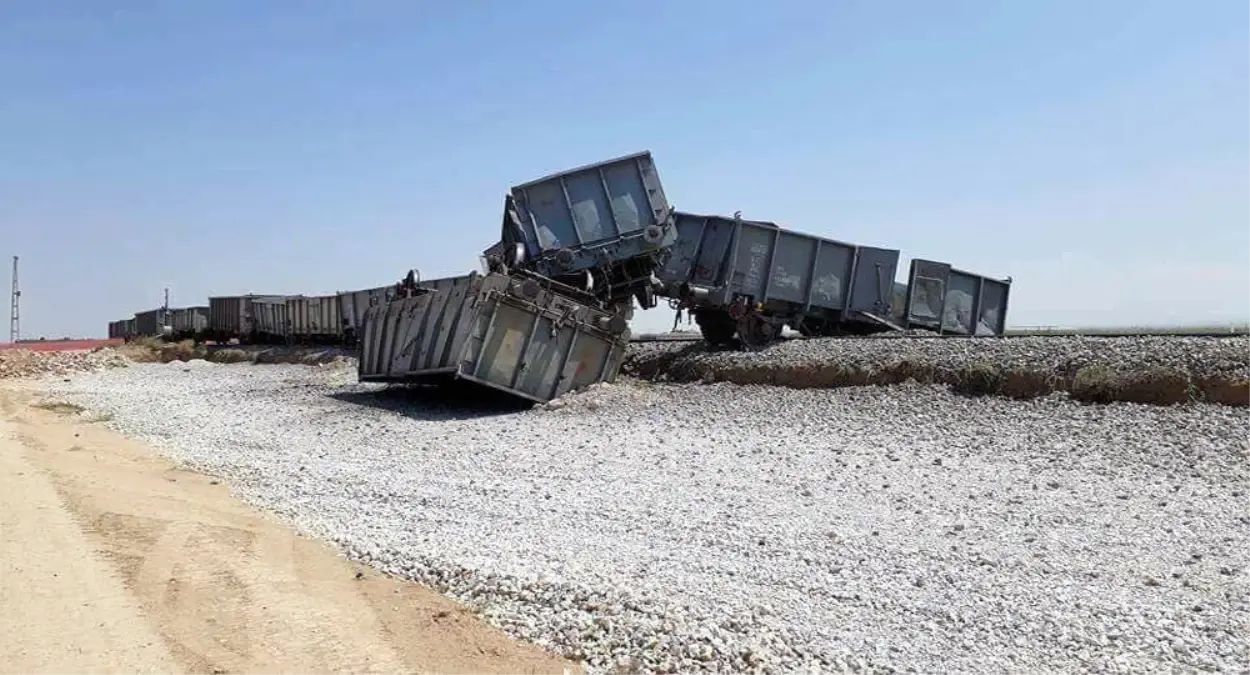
<box><xmin>328</xmin><ymin>382</ymin><xmax>532</xmax><ymax>421</ymax></box>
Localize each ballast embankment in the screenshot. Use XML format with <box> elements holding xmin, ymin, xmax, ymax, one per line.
<box><xmin>623</xmin><ymin>335</ymin><xmax>1250</xmax><ymax>407</ymax></box>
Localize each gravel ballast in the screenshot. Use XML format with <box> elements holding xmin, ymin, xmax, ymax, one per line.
<box><xmin>39</xmin><ymin>362</ymin><xmax>1250</xmax><ymax>674</ymax></box>
<box><xmin>626</xmin><ymin>336</ymin><xmax>1250</xmax><ymax>406</ymax></box>
<box><xmin>0</xmin><ymin>347</ymin><xmax>129</xmax><ymax>379</ymax></box>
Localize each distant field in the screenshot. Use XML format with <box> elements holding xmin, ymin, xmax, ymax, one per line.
<box><xmin>0</xmin><ymin>339</ymin><xmax>121</xmax><ymax>352</ymax></box>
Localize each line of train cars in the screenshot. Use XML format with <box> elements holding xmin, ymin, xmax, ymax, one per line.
<box><xmin>476</xmin><ymin>150</ymin><xmax>1013</xmax><ymax>348</ymax></box>
<box><xmin>106</xmin><ymin>150</ymin><xmax>1012</xmax><ymax>402</ymax></box>
<box><xmin>107</xmin><ymin>285</ymin><xmax>403</xmax><ymax>347</ymax></box>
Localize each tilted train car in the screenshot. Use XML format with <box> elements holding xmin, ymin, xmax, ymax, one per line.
<box><xmin>359</xmin><ymin>269</ymin><xmax>629</xmax><ymax>403</ymax></box>
<box><xmin>488</xmin><ymin>150</ymin><xmax>677</xmax><ymax>311</ymax></box>
<box><xmin>337</xmin><ymin>285</ymin><xmax>398</xmax><ymax>346</ymax></box>
<box><xmin>901</xmin><ymin>259</ymin><xmax>1011</xmax><ymax>336</ymax></box>
<box><xmin>655</xmin><ymin>211</ymin><xmax>902</xmax><ymax>347</ymax></box>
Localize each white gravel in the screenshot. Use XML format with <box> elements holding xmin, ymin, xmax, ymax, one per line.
<box><xmin>627</xmin><ymin>335</ymin><xmax>1250</xmax><ymax>380</ymax></box>
<box><xmin>40</xmin><ymin>361</ymin><xmax>1250</xmax><ymax>674</ymax></box>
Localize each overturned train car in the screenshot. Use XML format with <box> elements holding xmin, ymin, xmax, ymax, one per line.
<box><xmin>358</xmin><ymin>270</ymin><xmax>629</xmax><ymax>403</ymax></box>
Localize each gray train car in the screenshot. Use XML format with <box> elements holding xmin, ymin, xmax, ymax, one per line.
<box><xmin>251</xmin><ymin>296</ymin><xmax>291</xmax><ymax>343</ymax></box>
<box><xmin>287</xmin><ymin>294</ymin><xmax>342</xmax><ymax>344</ymax></box>
<box><xmin>133</xmin><ymin>308</ymin><xmax>171</xmax><ymax>338</ymax></box>
<box><xmin>493</xmin><ymin>150</ymin><xmax>677</xmax><ymax>309</ymax></box>
<box><xmin>655</xmin><ymin>211</ymin><xmax>902</xmax><ymax>347</ymax></box>
<box><xmin>107</xmin><ymin>319</ymin><xmax>129</xmax><ymax>340</ymax></box>
<box><xmin>337</xmin><ymin>285</ymin><xmax>398</xmax><ymax>345</ymax></box>
<box><xmin>168</xmin><ymin>306</ymin><xmax>209</xmax><ymax>340</ymax></box>
<box><xmin>208</xmin><ymin>294</ymin><xmax>287</xmax><ymax>342</ymax></box>
<box><xmin>359</xmin><ymin>270</ymin><xmax>629</xmax><ymax>404</ymax></box>
<box><xmin>902</xmin><ymin>259</ymin><xmax>1012</xmax><ymax>336</ymax></box>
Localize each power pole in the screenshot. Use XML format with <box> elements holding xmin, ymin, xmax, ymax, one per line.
<box><xmin>9</xmin><ymin>256</ymin><xmax>19</xmax><ymax>344</ymax></box>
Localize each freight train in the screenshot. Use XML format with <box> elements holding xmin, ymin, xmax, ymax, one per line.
<box><xmin>651</xmin><ymin>211</ymin><xmax>1012</xmax><ymax>346</ymax></box>
<box><xmin>107</xmin><ymin>150</ymin><xmax>1013</xmax><ymax>392</ymax></box>
<box><xmin>110</xmin><ymin>285</ymin><xmax>403</xmax><ymax>347</ymax></box>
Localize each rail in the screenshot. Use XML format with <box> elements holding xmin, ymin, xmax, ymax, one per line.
<box><xmin>630</xmin><ymin>326</ymin><xmax>1250</xmax><ymax>343</ymax></box>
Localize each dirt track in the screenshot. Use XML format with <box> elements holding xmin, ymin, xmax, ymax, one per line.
<box><xmin>0</xmin><ymin>385</ymin><xmax>577</xmax><ymax>675</ymax></box>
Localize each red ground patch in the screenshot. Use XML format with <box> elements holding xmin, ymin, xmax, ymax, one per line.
<box><xmin>0</xmin><ymin>339</ymin><xmax>120</xmax><ymax>352</ymax></box>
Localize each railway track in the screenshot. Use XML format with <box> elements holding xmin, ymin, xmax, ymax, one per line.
<box><xmin>630</xmin><ymin>328</ymin><xmax>1250</xmax><ymax>343</ymax></box>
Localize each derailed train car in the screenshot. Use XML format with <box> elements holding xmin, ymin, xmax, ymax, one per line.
<box><xmin>655</xmin><ymin>211</ymin><xmax>903</xmax><ymax>347</ymax></box>
<box><xmin>359</xmin><ymin>269</ymin><xmax>629</xmax><ymax>403</ymax></box>
<box><xmin>902</xmin><ymin>259</ymin><xmax>1012</xmax><ymax>336</ymax></box>
<box><xmin>487</xmin><ymin>150</ymin><xmax>677</xmax><ymax>311</ymax></box>
<box><xmin>337</xmin><ymin>285</ymin><xmax>397</xmax><ymax>345</ymax></box>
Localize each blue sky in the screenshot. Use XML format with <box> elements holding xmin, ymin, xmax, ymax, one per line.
<box><xmin>1</xmin><ymin>0</ymin><xmax>1247</xmax><ymax>338</ymax></box>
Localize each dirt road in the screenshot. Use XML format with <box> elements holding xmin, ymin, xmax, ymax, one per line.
<box><xmin>0</xmin><ymin>385</ymin><xmax>578</xmax><ymax>675</ymax></box>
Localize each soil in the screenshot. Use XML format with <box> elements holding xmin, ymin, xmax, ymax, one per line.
<box><xmin>0</xmin><ymin>384</ymin><xmax>580</xmax><ymax>675</ymax></box>
<box><xmin>0</xmin><ymin>339</ymin><xmax>121</xmax><ymax>352</ymax></box>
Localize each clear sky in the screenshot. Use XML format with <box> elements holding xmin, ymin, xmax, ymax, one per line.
<box><xmin>2</xmin><ymin>0</ymin><xmax>1247</xmax><ymax>339</ymax></box>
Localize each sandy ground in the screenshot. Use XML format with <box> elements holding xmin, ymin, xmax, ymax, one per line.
<box><xmin>0</xmin><ymin>385</ymin><xmax>579</xmax><ymax>675</ymax></box>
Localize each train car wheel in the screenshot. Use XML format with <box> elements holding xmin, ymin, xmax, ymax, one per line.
<box><xmin>737</xmin><ymin>314</ymin><xmax>780</xmax><ymax>348</ymax></box>
<box><xmin>694</xmin><ymin>311</ymin><xmax>736</xmax><ymax>346</ymax></box>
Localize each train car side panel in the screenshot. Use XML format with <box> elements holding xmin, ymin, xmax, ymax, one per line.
<box><xmin>359</xmin><ymin>271</ymin><xmax>627</xmax><ymax>403</ymax></box>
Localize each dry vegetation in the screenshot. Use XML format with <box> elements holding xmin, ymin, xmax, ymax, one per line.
<box><xmin>113</xmin><ymin>338</ymin><xmax>350</xmax><ymax>366</ymax></box>
<box><xmin>114</xmin><ymin>337</ymin><xmax>206</xmax><ymax>363</ymax></box>
<box><xmin>623</xmin><ymin>346</ymin><xmax>1250</xmax><ymax>407</ymax></box>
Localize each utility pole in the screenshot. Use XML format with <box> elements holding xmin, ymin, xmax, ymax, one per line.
<box><xmin>9</xmin><ymin>256</ymin><xmax>19</xmax><ymax>344</ymax></box>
